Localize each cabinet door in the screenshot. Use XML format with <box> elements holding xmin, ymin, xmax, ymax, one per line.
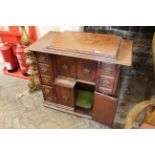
<box><xmin>92</xmin><ymin>92</ymin><xmax>117</xmax><ymax>127</ymax></box>
<box><xmin>55</xmin><ymin>85</ymin><xmax>74</xmax><ymax>108</ymax></box>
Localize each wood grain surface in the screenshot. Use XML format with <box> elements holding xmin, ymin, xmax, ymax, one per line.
<box><xmin>26</xmin><ymin>31</ymin><xmax>133</xmax><ymax>66</ymax></box>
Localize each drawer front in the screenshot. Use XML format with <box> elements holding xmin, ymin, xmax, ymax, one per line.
<box><xmin>36</xmin><ymin>53</ymin><xmax>49</xmax><ymax>64</ymax></box>
<box><xmin>77</xmin><ymin>60</ymin><xmax>97</xmax><ymax>82</ymax></box>
<box><xmin>99</xmin><ymin>76</ymin><xmax>114</xmax><ymax>89</ymax></box>
<box><xmin>42</xmin><ymin>85</ymin><xmax>55</xmax><ymax>102</ymax></box>
<box><xmin>56</xmin><ymin>86</ymin><xmax>74</xmax><ymax>108</ymax></box>
<box><xmin>56</xmin><ymin>56</ymin><xmax>76</xmax><ymax>78</ymax></box>
<box><xmin>41</xmin><ymin>75</ymin><xmax>52</xmax><ymax>86</ymax></box>
<box><xmin>101</xmin><ymin>63</ymin><xmax>116</xmax><ymax>77</ymax></box>
<box><xmin>97</xmin><ymin>87</ymin><xmax>113</xmax><ymax>95</ymax></box>
<box><xmin>38</xmin><ymin>63</ymin><xmax>51</xmax><ymax>75</ymax></box>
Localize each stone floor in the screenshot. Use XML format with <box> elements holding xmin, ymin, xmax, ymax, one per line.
<box><xmin>0</xmin><ymin>62</ymin><xmax>150</xmax><ymax>129</ymax></box>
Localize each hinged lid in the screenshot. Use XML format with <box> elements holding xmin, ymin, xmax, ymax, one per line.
<box><xmin>26</xmin><ymin>31</ymin><xmax>133</xmax><ymax>66</ymax></box>
<box><xmin>45</xmin><ymin>31</ymin><xmax>122</xmax><ymax>59</ymax></box>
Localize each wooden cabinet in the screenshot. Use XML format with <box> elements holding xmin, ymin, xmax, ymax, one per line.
<box><xmin>27</xmin><ymin>31</ymin><xmax>133</xmax><ymax>127</ymax></box>
<box><xmin>92</xmin><ymin>92</ymin><xmax>117</xmax><ymax>127</ymax></box>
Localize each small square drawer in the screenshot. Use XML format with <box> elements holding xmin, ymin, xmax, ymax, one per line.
<box><xmin>56</xmin><ymin>56</ymin><xmax>76</xmax><ymax>78</ymax></box>
<box><xmin>38</xmin><ymin>63</ymin><xmax>51</xmax><ymax>75</ymax></box>
<box><xmin>99</xmin><ymin>76</ymin><xmax>114</xmax><ymax>89</ymax></box>
<box><xmin>36</xmin><ymin>53</ymin><xmax>49</xmax><ymax>64</ymax></box>
<box><xmin>77</xmin><ymin>60</ymin><xmax>97</xmax><ymax>82</ymax></box>
<box><xmin>41</xmin><ymin>75</ymin><xmax>53</xmax><ymax>86</ymax></box>
<box><xmin>42</xmin><ymin>85</ymin><xmax>55</xmax><ymax>102</ymax></box>
<box><xmin>55</xmin><ymin>85</ymin><xmax>74</xmax><ymax>108</ymax></box>
<box><xmin>100</xmin><ymin>63</ymin><xmax>116</xmax><ymax>77</ymax></box>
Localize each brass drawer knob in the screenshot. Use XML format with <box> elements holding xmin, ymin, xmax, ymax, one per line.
<box><xmin>61</xmin><ymin>64</ymin><xmax>69</xmax><ymax>70</ymax></box>
<box><xmin>41</xmin><ymin>66</ymin><xmax>48</xmax><ymax>73</ymax></box>
<box><xmin>44</xmin><ymin>88</ymin><xmax>50</xmax><ymax>94</ymax></box>
<box><xmin>101</xmin><ymin>79</ymin><xmax>111</xmax><ymax>87</ymax></box>
<box><xmin>83</xmin><ymin>68</ymin><xmax>90</xmax><ymax>74</ymax></box>
<box><xmin>62</xmin><ymin>96</ymin><xmax>68</xmax><ymax>100</ymax></box>
<box><xmin>39</xmin><ymin>56</ymin><xmax>45</xmax><ymax>61</ymax></box>
<box><xmin>43</xmin><ymin>78</ymin><xmax>50</xmax><ymax>84</ymax></box>
<box><xmin>47</xmin><ymin>96</ymin><xmax>52</xmax><ymax>101</ymax></box>
<box><xmin>104</xmin><ymin>67</ymin><xmax>112</xmax><ymax>74</ymax></box>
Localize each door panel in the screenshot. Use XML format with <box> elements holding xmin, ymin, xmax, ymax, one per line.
<box><xmin>55</xmin><ymin>85</ymin><xmax>74</xmax><ymax>108</ymax></box>
<box><xmin>92</xmin><ymin>92</ymin><xmax>117</xmax><ymax>127</ymax></box>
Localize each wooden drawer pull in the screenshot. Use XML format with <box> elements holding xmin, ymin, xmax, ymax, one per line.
<box><xmin>83</xmin><ymin>68</ymin><xmax>90</xmax><ymax>74</ymax></box>
<box><xmin>61</xmin><ymin>64</ymin><xmax>69</xmax><ymax>70</ymax></box>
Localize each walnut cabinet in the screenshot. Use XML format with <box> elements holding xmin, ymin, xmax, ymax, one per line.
<box><xmin>26</xmin><ymin>31</ymin><xmax>133</xmax><ymax>127</ymax></box>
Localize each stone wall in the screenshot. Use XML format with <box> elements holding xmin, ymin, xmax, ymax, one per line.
<box><xmin>84</xmin><ymin>26</ymin><xmax>154</xmax><ymax>77</ymax></box>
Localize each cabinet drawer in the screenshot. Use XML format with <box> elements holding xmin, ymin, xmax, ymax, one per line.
<box><xmin>36</xmin><ymin>53</ymin><xmax>49</xmax><ymax>64</ymax></box>
<box><xmin>99</xmin><ymin>76</ymin><xmax>114</xmax><ymax>89</ymax></box>
<box><xmin>55</xmin><ymin>85</ymin><xmax>74</xmax><ymax>108</ymax></box>
<box><xmin>77</xmin><ymin>60</ymin><xmax>97</xmax><ymax>82</ymax></box>
<box><xmin>100</xmin><ymin>63</ymin><xmax>116</xmax><ymax>77</ymax></box>
<box><xmin>56</xmin><ymin>56</ymin><xmax>76</xmax><ymax>78</ymax></box>
<box><xmin>97</xmin><ymin>87</ymin><xmax>113</xmax><ymax>95</ymax></box>
<box><xmin>41</xmin><ymin>75</ymin><xmax>53</xmax><ymax>86</ymax></box>
<box><xmin>42</xmin><ymin>85</ymin><xmax>55</xmax><ymax>102</ymax></box>
<box><xmin>92</xmin><ymin>92</ymin><xmax>117</xmax><ymax>127</ymax></box>
<box><xmin>38</xmin><ymin>63</ymin><xmax>51</xmax><ymax>75</ymax></box>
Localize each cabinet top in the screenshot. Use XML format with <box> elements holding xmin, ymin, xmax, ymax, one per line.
<box><xmin>26</xmin><ymin>31</ymin><xmax>133</xmax><ymax>66</ymax></box>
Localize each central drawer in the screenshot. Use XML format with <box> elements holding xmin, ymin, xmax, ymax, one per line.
<box><xmin>54</xmin><ymin>76</ymin><xmax>76</xmax><ymax>108</ymax></box>
<box><xmin>77</xmin><ymin>59</ymin><xmax>97</xmax><ymax>82</ymax></box>
<box><xmin>56</xmin><ymin>56</ymin><xmax>76</xmax><ymax>78</ymax></box>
